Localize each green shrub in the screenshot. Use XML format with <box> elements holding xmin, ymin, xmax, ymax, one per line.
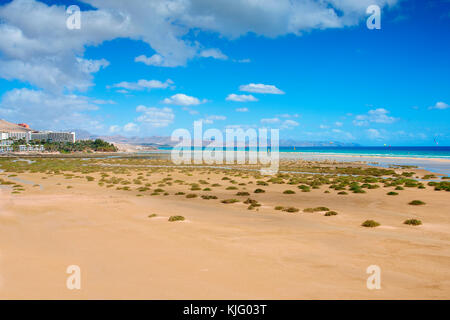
<box><xmin>395</xmin><ymin>186</ymin><xmax>404</xmax><ymax>190</ymax></box>
<box><xmin>282</xmin><ymin>207</ymin><xmax>299</xmax><ymax>213</ymax></box>
<box><xmin>404</xmin><ymin>180</ymin><xmax>419</xmax><ymax>187</ymax></box>
<box><xmin>274</xmin><ymin>206</ymin><xmax>284</xmax><ymax>210</ymax></box>
<box><xmin>431</xmin><ymin>181</ymin><xmax>450</xmax><ymax>191</ymax></box>
<box><xmin>337</xmin><ymin>191</ymin><xmax>348</xmax><ymax>195</ymax></box>
<box><xmin>168</xmin><ymin>215</ymin><xmax>185</xmax><ymax>222</ymax></box>
<box><xmin>283</xmin><ymin>190</ymin><xmax>295</xmax><ymax>194</ymax></box>
<box><xmin>186</xmin><ymin>193</ymin><xmax>198</xmax><ymax>198</ymax></box>
<box><xmin>203</xmin><ymin>188</ymin><xmax>212</xmax><ymax>191</ymax></box>
<box><xmin>244</xmin><ymin>198</ymin><xmax>260</xmax><ymax>209</ymax></box>
<box><xmin>305</xmin><ymin>206</ymin><xmax>329</xmax><ymax>212</ymax></box>
<box><xmin>175</xmin><ymin>192</ymin><xmax>185</xmax><ymax>195</ymax></box>
<box><xmin>297</xmin><ymin>185</ymin><xmax>311</xmax><ymax>192</ymax></box>
<box><xmin>243</xmin><ymin>198</ymin><xmax>258</xmax><ymax>205</ymax></box>
<box><xmin>148</xmin><ymin>214</ymin><xmax>157</xmax><ymax>218</ymax></box>
<box><xmin>226</xmin><ymin>186</ymin><xmax>238</xmax><ymax>190</ymax></box>
<box><xmin>201</xmin><ymin>195</ymin><xmax>218</xmax><ymax>200</ymax></box>
<box><xmin>236</xmin><ymin>191</ymin><xmax>250</xmax><ymax>196</ymax></box>
<box><xmin>85</xmin><ymin>176</ymin><xmax>95</xmax><ymax>182</ymax></box>
<box><xmin>404</xmin><ymin>219</ymin><xmax>422</xmax><ymax>226</ymax></box>
<box><xmin>254</xmin><ymin>188</ymin><xmax>265</xmax><ymax>193</ymax></box>
<box><xmin>387</xmin><ymin>191</ymin><xmax>398</xmax><ymax>196</ymax></box>
<box><xmin>221</xmin><ymin>199</ymin><xmax>239</xmax><ymax>204</ymax></box>
<box><xmin>361</xmin><ymin>220</ymin><xmax>380</xmax><ymax>228</ymax></box>
<box><xmin>408</xmin><ymin>200</ymin><xmax>425</xmax><ymax>205</ymax></box>
<box><xmin>324</xmin><ymin>211</ymin><xmax>338</xmax><ymax>216</ymax></box>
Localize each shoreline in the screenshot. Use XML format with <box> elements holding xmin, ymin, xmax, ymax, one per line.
<box><xmin>278</xmin><ymin>152</ymin><xmax>450</xmax><ymax>163</ymax></box>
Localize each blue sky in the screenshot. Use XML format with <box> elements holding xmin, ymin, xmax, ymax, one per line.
<box><xmin>0</xmin><ymin>0</ymin><xmax>449</xmax><ymax>145</ymax></box>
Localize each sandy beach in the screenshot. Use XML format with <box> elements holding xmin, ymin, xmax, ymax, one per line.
<box><xmin>0</xmin><ymin>156</ymin><xmax>449</xmax><ymax>299</ymax></box>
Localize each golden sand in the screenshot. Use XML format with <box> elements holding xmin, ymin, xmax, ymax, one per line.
<box><xmin>0</xmin><ymin>166</ymin><xmax>449</xmax><ymax>299</ymax></box>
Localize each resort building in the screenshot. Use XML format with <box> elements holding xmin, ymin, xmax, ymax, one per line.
<box><xmin>0</xmin><ymin>132</ymin><xmax>9</xmax><ymax>140</ymax></box>
<box><xmin>0</xmin><ymin>119</ymin><xmax>32</xmax><ymax>141</ymax></box>
<box><xmin>0</xmin><ymin>119</ymin><xmax>76</xmax><ymax>143</ymax></box>
<box><xmin>29</xmin><ymin>131</ymin><xmax>76</xmax><ymax>143</ymax></box>
<box><xmin>0</xmin><ymin>119</ymin><xmax>76</xmax><ymax>152</ymax></box>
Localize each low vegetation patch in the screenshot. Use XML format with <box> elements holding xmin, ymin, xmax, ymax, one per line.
<box><xmin>221</xmin><ymin>198</ymin><xmax>239</xmax><ymax>204</ymax></box>
<box><xmin>201</xmin><ymin>195</ymin><xmax>218</xmax><ymax>200</ymax></box>
<box><xmin>254</xmin><ymin>188</ymin><xmax>265</xmax><ymax>193</ymax></box>
<box><xmin>244</xmin><ymin>198</ymin><xmax>261</xmax><ymax>210</ymax></box>
<box><xmin>408</xmin><ymin>200</ymin><xmax>425</xmax><ymax>205</ymax></box>
<box><xmin>404</xmin><ymin>219</ymin><xmax>422</xmax><ymax>226</ymax></box>
<box><xmin>186</xmin><ymin>193</ymin><xmax>198</xmax><ymax>198</ymax></box>
<box><xmin>282</xmin><ymin>207</ymin><xmax>299</xmax><ymax>213</ymax></box>
<box><xmin>168</xmin><ymin>215</ymin><xmax>185</xmax><ymax>222</ymax></box>
<box><xmin>304</xmin><ymin>206</ymin><xmax>330</xmax><ymax>212</ymax></box>
<box><xmin>297</xmin><ymin>185</ymin><xmax>311</xmax><ymax>192</ymax></box>
<box><xmin>387</xmin><ymin>191</ymin><xmax>398</xmax><ymax>195</ymax></box>
<box><xmin>283</xmin><ymin>190</ymin><xmax>295</xmax><ymax>194</ymax></box>
<box><xmin>361</xmin><ymin>220</ymin><xmax>380</xmax><ymax>228</ymax></box>
<box><xmin>324</xmin><ymin>211</ymin><xmax>338</xmax><ymax>216</ymax></box>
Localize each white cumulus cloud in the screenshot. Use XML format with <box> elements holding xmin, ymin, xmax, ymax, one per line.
<box><xmin>240</xmin><ymin>83</ymin><xmax>285</xmax><ymax>94</ymax></box>
<box><xmin>111</xmin><ymin>79</ymin><xmax>173</xmax><ymax>91</ymax></box>
<box><xmin>0</xmin><ymin>88</ymin><xmax>102</xmax><ymax>131</ymax></box>
<box><xmin>163</xmin><ymin>93</ymin><xmax>206</xmax><ymax>106</ymax></box>
<box><xmin>428</xmin><ymin>101</ymin><xmax>449</xmax><ymax>110</ymax></box>
<box><xmin>199</xmin><ymin>48</ymin><xmax>228</xmax><ymax>60</ymax></box>
<box><xmin>226</xmin><ymin>94</ymin><xmax>258</xmax><ymax>102</ymax></box>
<box><xmin>136</xmin><ymin>105</ymin><xmax>175</xmax><ymax>128</ymax></box>
<box><xmin>353</xmin><ymin>108</ymin><xmax>397</xmax><ymax>126</ymax></box>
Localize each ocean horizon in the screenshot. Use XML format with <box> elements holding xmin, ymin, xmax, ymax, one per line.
<box><xmin>158</xmin><ymin>146</ymin><xmax>450</xmax><ymax>159</ymax></box>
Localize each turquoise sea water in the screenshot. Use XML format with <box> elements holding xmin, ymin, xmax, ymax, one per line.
<box><xmin>159</xmin><ymin>146</ymin><xmax>450</xmax><ymax>159</ymax></box>
<box><xmin>276</xmin><ymin>146</ymin><xmax>450</xmax><ymax>159</ymax></box>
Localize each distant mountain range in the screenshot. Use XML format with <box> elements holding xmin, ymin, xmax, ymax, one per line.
<box><xmin>68</xmin><ymin>129</ymin><xmax>360</xmax><ymax>148</ymax></box>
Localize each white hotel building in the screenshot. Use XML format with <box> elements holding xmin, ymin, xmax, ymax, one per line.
<box><xmin>0</xmin><ymin>119</ymin><xmax>76</xmax><ymax>152</ymax></box>
<box><xmin>29</xmin><ymin>131</ymin><xmax>76</xmax><ymax>143</ymax></box>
